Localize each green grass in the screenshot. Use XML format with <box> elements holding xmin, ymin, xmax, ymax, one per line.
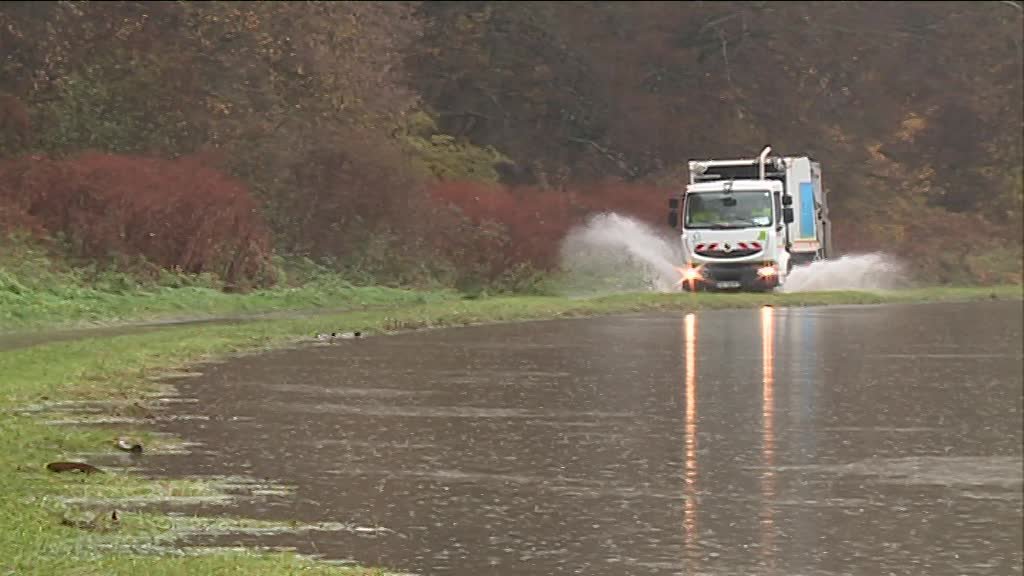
<box><xmin>2</xmin><ymin>282</ymin><xmax>459</xmax><ymax>331</ymax></box>
<box><xmin>1</xmin><ymin>284</ymin><xmax>1020</xmax><ymax>574</ymax></box>
<box><xmin>0</xmin><ymin>273</ymin><xmax>459</xmax><ymax>333</ymax></box>
<box><xmin>0</xmin><ymin>235</ymin><xmax>461</xmax><ymax>332</ymax></box>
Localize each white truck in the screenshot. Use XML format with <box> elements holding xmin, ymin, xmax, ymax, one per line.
<box><xmin>667</xmin><ymin>146</ymin><xmax>833</xmax><ymax>292</ymax></box>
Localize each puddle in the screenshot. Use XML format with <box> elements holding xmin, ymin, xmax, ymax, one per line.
<box><xmin>37</xmin><ymin>300</ymin><xmax>1024</xmax><ymax>575</ymax></box>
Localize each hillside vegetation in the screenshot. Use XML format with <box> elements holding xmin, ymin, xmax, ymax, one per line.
<box><xmin>1</xmin><ymin>1</ymin><xmax>1021</xmax><ymax>292</ymax></box>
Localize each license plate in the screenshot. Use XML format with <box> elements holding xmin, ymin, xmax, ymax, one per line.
<box><xmin>716</xmin><ymin>281</ymin><xmax>741</xmax><ymax>289</ymax></box>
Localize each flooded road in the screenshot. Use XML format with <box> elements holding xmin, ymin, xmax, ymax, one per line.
<box><xmin>141</xmin><ymin>300</ymin><xmax>1023</xmax><ymax>575</ymax></box>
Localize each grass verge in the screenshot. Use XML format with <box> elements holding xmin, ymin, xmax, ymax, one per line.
<box><xmin>0</xmin><ymin>279</ymin><xmax>459</xmax><ymax>333</ymax></box>
<box><xmin>1</xmin><ymin>285</ymin><xmax>1021</xmax><ymax>574</ymax></box>
<box><xmin>0</xmin><ymin>235</ymin><xmax>462</xmax><ymax>332</ymax></box>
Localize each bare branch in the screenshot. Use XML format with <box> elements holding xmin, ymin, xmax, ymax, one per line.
<box><xmin>719</xmin><ymin>28</ymin><xmax>734</xmax><ymax>89</ymax></box>
<box><xmin>999</xmin><ymin>0</ymin><xmax>1022</xmax><ymax>12</ymax></box>
<box><xmin>698</xmin><ymin>13</ymin><xmax>740</xmax><ymax>36</ymax></box>
<box><xmin>567</xmin><ymin>136</ymin><xmax>633</xmax><ymax>175</ymax></box>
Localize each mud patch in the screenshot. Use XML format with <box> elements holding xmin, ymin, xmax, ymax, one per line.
<box><xmin>278</xmin><ymin>402</ymin><xmax>634</xmax><ymax>419</ymax></box>
<box><xmin>821</xmin><ymin>426</ymin><xmax>943</xmax><ymax>433</ymax></box>
<box><xmin>59</xmin><ymin>493</ymin><xmax>239</xmax><ymax>507</ymax></box>
<box><xmin>162</xmin><ymin>515</ymin><xmax>394</xmax><ymax>538</ymax></box>
<box><xmin>258</xmin><ymin>383</ymin><xmax>435</xmax><ymax>399</ymax></box>
<box><xmin>755</xmin><ymin>456</ymin><xmax>1023</xmax><ymax>491</ymax></box>
<box><xmin>87</xmin><ymin>514</ymin><xmax>396</xmax><ymax>551</ymax></box>
<box><xmin>13</xmin><ymin>396</ymin><xmax>203</xmax><ymax>427</ymax></box>
<box><xmin>54</xmin><ymin>475</ymin><xmax>299</xmax><ymax>510</ymax></box>
<box><xmin>41</xmin><ymin>413</ymin><xmax>209</xmax><ymax>426</ymax></box>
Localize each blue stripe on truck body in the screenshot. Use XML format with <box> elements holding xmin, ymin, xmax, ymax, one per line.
<box><xmin>799</xmin><ymin>181</ymin><xmax>815</xmax><ymax>239</ymax></box>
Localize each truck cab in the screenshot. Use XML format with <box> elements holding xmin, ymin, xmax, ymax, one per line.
<box><xmin>667</xmin><ymin>146</ymin><xmax>832</xmax><ymax>292</ymax></box>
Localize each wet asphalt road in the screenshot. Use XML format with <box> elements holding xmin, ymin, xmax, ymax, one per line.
<box><xmin>141</xmin><ymin>300</ymin><xmax>1023</xmax><ymax>575</ymax></box>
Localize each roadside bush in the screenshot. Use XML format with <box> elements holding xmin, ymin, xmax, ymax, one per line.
<box><xmin>262</xmin><ymin>131</ymin><xmax>440</xmax><ymax>286</ymax></box>
<box><xmin>426</xmin><ymin>180</ymin><xmax>673</xmax><ymax>285</ymax></box>
<box><xmin>901</xmin><ymin>210</ymin><xmax>1022</xmax><ymax>285</ymax></box>
<box><xmin>0</xmin><ymin>152</ymin><xmax>274</xmax><ymax>286</ymax></box>
<box><xmin>832</xmin><ymin>207</ymin><xmax>1022</xmax><ymax>285</ymax></box>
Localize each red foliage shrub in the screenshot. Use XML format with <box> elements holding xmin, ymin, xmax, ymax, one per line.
<box><xmin>0</xmin><ymin>152</ymin><xmax>273</xmax><ymax>284</ymax></box>
<box><xmin>427</xmin><ymin>182</ymin><xmax>568</xmax><ymax>271</ymax></box>
<box><xmin>427</xmin><ymin>180</ymin><xmax>673</xmax><ymax>277</ymax></box>
<box><xmin>0</xmin><ymin>203</ymin><xmax>39</xmax><ymax>237</ymax></box>
<box><xmin>566</xmin><ymin>181</ymin><xmax>672</xmax><ymax>228</ymax></box>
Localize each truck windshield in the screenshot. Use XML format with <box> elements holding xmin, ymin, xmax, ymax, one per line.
<box><xmin>685</xmin><ymin>190</ymin><xmax>773</xmax><ymax>229</ymax></box>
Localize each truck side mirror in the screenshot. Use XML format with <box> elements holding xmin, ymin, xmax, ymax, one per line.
<box><xmin>668</xmin><ymin>210</ymin><xmax>679</xmax><ymax>228</ymax></box>
<box><xmin>668</xmin><ymin>198</ymin><xmax>680</xmax><ymax>209</ymax></box>
<box><xmin>782</xmin><ymin>195</ymin><xmax>793</xmax><ymax>207</ymax></box>
<box><xmin>783</xmin><ymin>207</ymin><xmax>794</xmax><ymax>223</ymax></box>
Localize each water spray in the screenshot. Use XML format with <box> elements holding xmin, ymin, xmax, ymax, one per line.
<box><xmin>559</xmin><ymin>212</ymin><xmax>909</xmax><ymax>294</ymax></box>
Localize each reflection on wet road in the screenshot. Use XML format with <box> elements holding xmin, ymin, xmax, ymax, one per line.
<box><xmin>143</xmin><ymin>301</ymin><xmax>1023</xmax><ymax>575</ymax></box>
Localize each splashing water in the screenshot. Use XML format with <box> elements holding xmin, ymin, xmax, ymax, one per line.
<box><xmin>781</xmin><ymin>253</ymin><xmax>910</xmax><ymax>293</ymax></box>
<box><xmin>559</xmin><ymin>212</ymin><xmax>909</xmax><ymax>294</ymax></box>
<box><xmin>559</xmin><ymin>213</ymin><xmax>683</xmax><ymax>293</ymax></box>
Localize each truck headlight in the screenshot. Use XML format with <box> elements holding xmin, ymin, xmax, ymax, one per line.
<box><xmin>757</xmin><ymin>265</ymin><xmax>778</xmax><ymax>278</ymax></box>
<box><xmin>683</xmin><ymin>267</ymin><xmax>704</xmax><ymax>281</ymax></box>
<box><xmin>676</xmin><ymin>266</ymin><xmax>705</xmax><ymax>286</ymax></box>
